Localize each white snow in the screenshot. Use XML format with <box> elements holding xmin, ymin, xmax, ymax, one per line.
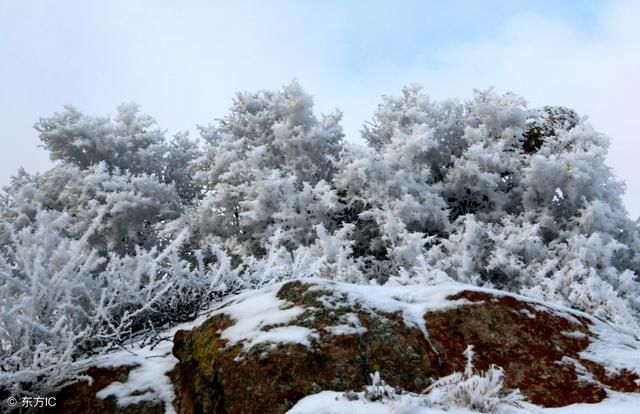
<box><xmin>579</xmin><ymin>318</ymin><xmax>640</xmax><ymax>376</ymax></box>
<box><xmin>95</xmin><ymin>345</ymin><xmax>177</xmax><ymax>410</ymax></box>
<box><xmin>561</xmin><ymin>330</ymin><xmax>587</xmax><ymax>339</ymax></box>
<box><xmin>287</xmin><ymin>390</ymin><xmax>640</xmax><ymax>414</ymax></box>
<box><xmin>544</xmin><ymin>392</ymin><xmax>640</xmax><ymax>414</ymax></box>
<box><xmin>208</xmin><ymin>284</ymin><xmax>316</xmax><ymax>351</ymax></box>
<box><xmin>324</xmin><ymin>312</ymin><xmax>367</xmax><ymax>335</ymax></box>
<box><xmin>243</xmin><ymin>325</ymin><xmax>317</xmax><ymax>349</ymax></box>
<box><xmin>519</xmin><ymin>308</ymin><xmax>536</xmax><ymax>319</ymax></box>
<box><xmin>87</xmin><ymin>309</ymin><xmax>218</xmax><ymax>413</ymax></box>
<box><xmin>287</xmin><ymin>391</ymin><xmax>485</xmax><ymax>414</ymax></box>
<box><xmin>305</xmin><ymin>278</ymin><xmax>476</xmax><ymax>340</ymax></box>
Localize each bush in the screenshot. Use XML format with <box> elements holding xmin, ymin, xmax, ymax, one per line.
<box><xmin>0</xmin><ymin>211</ymin><xmax>241</xmax><ymax>396</ymax></box>
<box><xmin>424</xmin><ymin>346</ymin><xmax>528</xmax><ymax>413</ymax></box>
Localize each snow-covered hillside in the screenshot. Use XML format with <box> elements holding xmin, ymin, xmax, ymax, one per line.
<box><xmin>289</xmin><ymin>390</ymin><xmax>640</xmax><ymax>414</ymax></box>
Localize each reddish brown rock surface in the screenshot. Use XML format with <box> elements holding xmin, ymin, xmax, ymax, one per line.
<box><xmin>426</xmin><ymin>291</ymin><xmax>639</xmax><ymax>406</ymax></box>
<box><xmin>169</xmin><ymin>281</ymin><xmax>640</xmax><ymax>413</ymax></box>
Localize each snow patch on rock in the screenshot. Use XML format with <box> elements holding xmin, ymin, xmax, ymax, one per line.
<box><xmin>210</xmin><ymin>284</ymin><xmax>316</xmax><ymax>350</ymax></box>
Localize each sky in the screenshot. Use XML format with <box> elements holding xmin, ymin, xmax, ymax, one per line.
<box><xmin>1</xmin><ymin>0</ymin><xmax>639</xmax><ymax>218</ymax></box>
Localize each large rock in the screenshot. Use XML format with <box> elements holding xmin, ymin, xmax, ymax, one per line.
<box><xmin>170</xmin><ymin>281</ymin><xmax>442</xmax><ymax>413</ymax></box>
<box><xmin>169</xmin><ymin>279</ymin><xmax>640</xmax><ymax>413</ymax></box>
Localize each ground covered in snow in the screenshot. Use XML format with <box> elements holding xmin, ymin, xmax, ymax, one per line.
<box><xmin>288</xmin><ymin>390</ymin><xmax>640</xmax><ymax>414</ymax></box>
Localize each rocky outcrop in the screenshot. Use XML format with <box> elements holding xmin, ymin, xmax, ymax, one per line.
<box><xmin>169</xmin><ymin>279</ymin><xmax>640</xmax><ymax>413</ymax></box>
<box><xmin>44</xmin><ymin>278</ymin><xmax>640</xmax><ymax>413</ymax></box>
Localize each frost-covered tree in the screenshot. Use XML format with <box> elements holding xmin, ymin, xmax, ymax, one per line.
<box><xmin>2</xmin><ymin>105</ymin><xmax>202</xmax><ymax>257</ymax></box>
<box><xmin>333</xmin><ymin>86</ymin><xmax>466</xmax><ymax>278</ymax></box>
<box><xmin>334</xmin><ymin>141</ymin><xmax>450</xmax><ymax>279</ymax></box>
<box><xmin>358</xmin><ymin>86</ymin><xmax>640</xmax><ymax>328</ymax></box>
<box><xmin>35</xmin><ymin>103</ymin><xmax>201</xmax><ymax>204</ymax></box>
<box><xmin>363</xmin><ymin>85</ymin><xmax>467</xmax><ymax>181</ymax></box>
<box><xmin>442</xmin><ymin>89</ymin><xmax>528</xmax><ymax>220</ymax></box>
<box><xmin>0</xmin><ymin>164</ymin><xmax>182</xmax><ymax>256</ymax></box>
<box><xmin>191</xmin><ymin>81</ymin><xmax>344</xmax><ymax>258</ymax></box>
